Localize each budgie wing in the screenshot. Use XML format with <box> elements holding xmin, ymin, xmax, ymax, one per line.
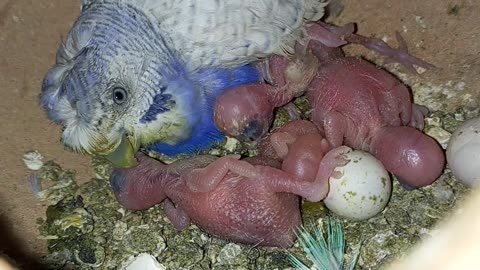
<box><xmin>134</xmin><ymin>0</ymin><xmax>328</xmax><ymax>70</ymax></box>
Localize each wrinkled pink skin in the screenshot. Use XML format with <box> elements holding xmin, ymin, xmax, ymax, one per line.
<box><xmin>214</xmin><ymin>21</ymin><xmax>435</xmax><ymax>148</ymax></box>
<box><xmin>111</xmin><ymin>154</ymin><xmax>301</xmax><ymax>248</ymax></box>
<box><xmin>214</xmin><ymin>84</ymin><xmax>274</xmax><ymax>147</ymax></box>
<box><xmin>110</xmin><ymin>120</ymin><xmax>348</xmax><ymax>248</ymax></box>
<box><xmin>307</xmin><ymin>49</ymin><xmax>445</xmax><ymax>188</ymax></box>
<box><xmin>215</xmin><ymin>22</ymin><xmax>443</xmax><ymax>188</ymax></box>
<box><xmin>259</xmin><ymin>120</ymin><xmax>350</xmax><ymax>195</ymax></box>
<box><xmin>312</xmin><ymin>21</ymin><xmax>436</xmax><ymax>73</ymax></box>
<box><xmin>214</xmin><ymin>54</ymin><xmax>319</xmax><ymax>148</ymax></box>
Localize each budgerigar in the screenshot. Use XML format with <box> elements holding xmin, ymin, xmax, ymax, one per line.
<box><xmin>41</xmin><ymin>0</ymin><xmax>329</xmax><ymax>167</ymax></box>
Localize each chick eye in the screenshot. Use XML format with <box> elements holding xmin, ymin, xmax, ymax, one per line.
<box><xmin>113</xmin><ymin>87</ymin><xmax>128</xmax><ymax>104</ymax></box>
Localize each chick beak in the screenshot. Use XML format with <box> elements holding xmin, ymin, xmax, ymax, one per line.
<box><xmin>104</xmin><ymin>134</ymin><xmax>140</xmax><ymax>168</ymax></box>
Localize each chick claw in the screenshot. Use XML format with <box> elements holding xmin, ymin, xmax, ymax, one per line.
<box><xmin>347</xmin><ymin>31</ymin><xmax>437</xmax><ymax>74</ymax></box>
<box><xmin>316</xmin><ymin>146</ymin><xmax>352</xmax><ymax>181</ymax></box>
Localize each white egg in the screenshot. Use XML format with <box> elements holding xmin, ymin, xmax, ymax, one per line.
<box><xmin>324</xmin><ymin>150</ymin><xmax>392</xmax><ymax>221</ymax></box>
<box><xmin>124</xmin><ymin>253</ymin><xmax>165</xmax><ymax>270</ymax></box>
<box><xmin>446</xmin><ymin>117</ymin><xmax>480</xmax><ymax>187</ymax></box>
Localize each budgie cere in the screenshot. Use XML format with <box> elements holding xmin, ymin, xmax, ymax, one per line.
<box><xmin>40</xmin><ymin>0</ymin><xmax>328</xmax><ymax>167</ymax></box>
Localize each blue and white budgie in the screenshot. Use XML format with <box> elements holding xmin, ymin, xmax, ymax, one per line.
<box><xmin>41</xmin><ymin>0</ymin><xmax>328</xmax><ymax>167</ymax></box>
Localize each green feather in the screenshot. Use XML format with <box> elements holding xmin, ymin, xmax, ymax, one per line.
<box><xmin>289</xmin><ymin>217</ymin><xmax>362</xmax><ymax>270</ymax></box>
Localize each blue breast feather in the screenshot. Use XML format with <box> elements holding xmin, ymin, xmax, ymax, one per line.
<box><xmin>147</xmin><ymin>64</ymin><xmax>261</xmax><ymax>157</ymax></box>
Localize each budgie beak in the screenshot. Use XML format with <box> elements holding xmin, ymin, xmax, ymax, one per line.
<box><xmin>104</xmin><ymin>134</ymin><xmax>140</xmax><ymax>168</ymax></box>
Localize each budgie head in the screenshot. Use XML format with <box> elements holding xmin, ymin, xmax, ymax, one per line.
<box><xmin>41</xmin><ymin>0</ymin><xmax>260</xmax><ymax>167</ymax></box>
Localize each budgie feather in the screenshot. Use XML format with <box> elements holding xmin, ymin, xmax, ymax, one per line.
<box><xmin>148</xmin><ymin>64</ymin><xmax>260</xmax><ymax>156</ymax></box>
<box><xmin>41</xmin><ymin>0</ymin><xmax>329</xmax><ymax>166</ymax></box>
<box><xmin>290</xmin><ymin>218</ymin><xmax>361</xmax><ymax>270</ymax></box>
<box><xmin>82</xmin><ymin>0</ymin><xmax>329</xmax><ymax>70</ymax></box>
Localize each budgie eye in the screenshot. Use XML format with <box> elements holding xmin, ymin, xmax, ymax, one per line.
<box><xmin>113</xmin><ymin>87</ymin><xmax>128</xmax><ymax>105</ymax></box>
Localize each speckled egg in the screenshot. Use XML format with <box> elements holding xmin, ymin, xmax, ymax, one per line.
<box><xmin>324</xmin><ymin>150</ymin><xmax>392</xmax><ymax>221</ymax></box>
<box><xmin>446</xmin><ymin>117</ymin><xmax>480</xmax><ymax>187</ymax></box>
